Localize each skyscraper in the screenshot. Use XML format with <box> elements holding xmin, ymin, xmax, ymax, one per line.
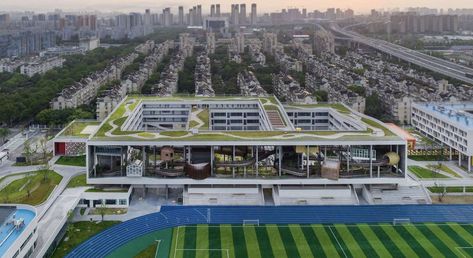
<box><xmin>240</xmin><ymin>4</ymin><xmax>247</xmax><ymax>25</ymax></box>
<box><xmin>178</xmin><ymin>6</ymin><xmax>184</xmax><ymax>25</ymax></box>
<box><xmin>216</xmin><ymin>4</ymin><xmax>221</xmax><ymax>17</ymax></box>
<box><xmin>211</xmin><ymin>5</ymin><xmax>216</xmax><ymax>17</ymax></box>
<box><xmin>197</xmin><ymin>5</ymin><xmax>203</xmax><ymax>25</ymax></box>
<box><xmin>251</xmin><ymin>3</ymin><xmax>257</xmax><ymax>25</ymax></box>
<box><xmin>231</xmin><ymin>4</ymin><xmax>239</xmax><ymax>26</ymax></box>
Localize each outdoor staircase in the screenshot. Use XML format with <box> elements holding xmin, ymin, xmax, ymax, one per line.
<box><xmin>266</xmin><ymin>110</ymin><xmax>285</xmax><ymax>129</ymax></box>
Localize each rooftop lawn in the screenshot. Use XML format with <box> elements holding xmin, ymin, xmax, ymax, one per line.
<box><xmin>361</xmin><ymin>118</ymin><xmax>394</xmax><ymax>136</ymax></box>
<box><xmin>86</xmin><ymin>187</ymin><xmax>129</xmax><ymax>193</ymax></box>
<box><xmin>286</xmin><ymin>103</ymin><xmax>351</xmax><ymax>114</ymax></box>
<box><xmin>196</xmin><ymin>109</ymin><xmax>209</xmax><ymax>130</ymax></box>
<box><xmin>61</xmin><ymin>121</ymin><xmax>100</xmax><ymax>137</ymax></box>
<box><xmin>0</xmin><ymin>170</ymin><xmax>63</xmax><ymax>205</ymax></box>
<box><xmin>408</xmin><ymin>166</ymin><xmax>449</xmax><ymax>179</ymax></box>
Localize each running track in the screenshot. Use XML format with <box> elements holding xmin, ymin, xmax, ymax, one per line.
<box><xmin>66</xmin><ymin>204</ymin><xmax>473</xmax><ymax>258</ymax></box>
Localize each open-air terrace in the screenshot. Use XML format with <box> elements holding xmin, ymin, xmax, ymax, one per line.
<box><xmin>88</xmin><ymin>95</ymin><xmax>401</xmax><ymax>142</ymax></box>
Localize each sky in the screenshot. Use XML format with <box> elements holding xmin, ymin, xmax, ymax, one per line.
<box><xmin>1</xmin><ymin>0</ymin><xmax>473</xmax><ymax>14</ymax></box>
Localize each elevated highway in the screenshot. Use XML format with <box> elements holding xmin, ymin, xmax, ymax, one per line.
<box><xmin>329</xmin><ymin>23</ymin><xmax>473</xmax><ymax>85</ymax></box>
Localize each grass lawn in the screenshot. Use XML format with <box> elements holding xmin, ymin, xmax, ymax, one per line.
<box><xmin>408</xmin><ymin>166</ymin><xmax>449</xmax><ymax>179</ymax></box>
<box><xmin>167</xmin><ymin>223</ymin><xmax>473</xmax><ymax>258</ymax></box>
<box><xmin>431</xmin><ymin>195</ymin><xmax>473</xmax><ymax>204</ymax></box>
<box><xmin>89</xmin><ymin>208</ymin><xmax>128</xmax><ymax>215</ymax></box>
<box><xmin>56</xmin><ymin>155</ymin><xmax>86</xmax><ymax>167</ymax></box>
<box><xmin>133</xmin><ymin>243</ymin><xmax>158</xmax><ymax>258</ymax></box>
<box><xmin>61</xmin><ymin>121</ymin><xmax>100</xmax><ymax>137</ymax></box>
<box><xmin>426</xmin><ymin>164</ymin><xmax>462</xmax><ymax>178</ymax></box>
<box><xmin>196</xmin><ymin>109</ymin><xmax>209</xmax><ymax>130</ymax></box>
<box><xmin>0</xmin><ymin>170</ymin><xmax>62</xmax><ymax>205</ymax></box>
<box><xmin>51</xmin><ymin>221</ymin><xmax>120</xmax><ymax>258</ymax></box>
<box><xmin>428</xmin><ymin>186</ymin><xmax>473</xmax><ymax>193</ymax></box>
<box><xmin>361</xmin><ymin>118</ymin><xmax>394</xmax><ymax>136</ymax></box>
<box><xmin>67</xmin><ymin>174</ymin><xmax>88</xmax><ymax>188</ymax></box>
<box><xmin>408</xmin><ymin>155</ymin><xmax>446</xmax><ymax>161</ymax></box>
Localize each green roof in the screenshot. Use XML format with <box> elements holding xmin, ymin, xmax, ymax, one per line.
<box><xmin>90</xmin><ymin>95</ymin><xmax>402</xmax><ymax>142</ymax></box>
<box><xmin>59</xmin><ymin>120</ymin><xmax>101</xmax><ymax>138</ymax></box>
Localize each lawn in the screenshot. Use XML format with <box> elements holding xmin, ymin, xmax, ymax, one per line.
<box><xmin>426</xmin><ymin>164</ymin><xmax>462</xmax><ymax>178</ymax></box>
<box><xmin>408</xmin><ymin>166</ymin><xmax>449</xmax><ymax>179</ymax></box>
<box><xmin>196</xmin><ymin>109</ymin><xmax>209</xmax><ymax>130</ymax></box>
<box><xmin>0</xmin><ymin>170</ymin><xmax>63</xmax><ymax>205</ymax></box>
<box><xmin>61</xmin><ymin>121</ymin><xmax>101</xmax><ymax>137</ymax></box>
<box><xmin>51</xmin><ymin>221</ymin><xmax>120</xmax><ymax>258</ymax></box>
<box><xmin>167</xmin><ymin>223</ymin><xmax>473</xmax><ymax>258</ymax></box>
<box><xmin>428</xmin><ymin>186</ymin><xmax>473</xmax><ymax>193</ymax></box>
<box><xmin>56</xmin><ymin>155</ymin><xmax>86</xmax><ymax>167</ymax></box>
<box><xmin>408</xmin><ymin>155</ymin><xmax>447</xmax><ymax>161</ymax></box>
<box><xmin>361</xmin><ymin>118</ymin><xmax>394</xmax><ymax>136</ymax></box>
<box><xmin>67</xmin><ymin>174</ymin><xmax>88</xmax><ymax>188</ymax></box>
<box><xmin>89</xmin><ymin>208</ymin><xmax>128</xmax><ymax>215</ymax></box>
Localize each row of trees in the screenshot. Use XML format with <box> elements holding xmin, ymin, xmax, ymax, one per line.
<box><xmin>0</xmin><ymin>46</ymin><xmax>135</xmax><ymax>126</ymax></box>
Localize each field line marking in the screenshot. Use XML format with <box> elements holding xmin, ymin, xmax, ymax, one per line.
<box><xmin>455</xmin><ymin>246</ymin><xmax>473</xmax><ymax>258</ymax></box>
<box><xmin>174</xmin><ymin>248</ymin><xmax>230</xmax><ymax>258</ymax></box>
<box><xmin>173</xmin><ymin>226</ymin><xmax>181</xmax><ymax>258</ymax></box>
<box><xmin>154</xmin><ymin>239</ymin><xmax>161</xmax><ymax>258</ymax></box>
<box><xmin>328</xmin><ymin>226</ymin><xmax>348</xmax><ymax>258</ymax></box>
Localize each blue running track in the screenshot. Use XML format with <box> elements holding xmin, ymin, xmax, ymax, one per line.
<box><xmin>66</xmin><ymin>204</ymin><xmax>473</xmax><ymax>258</ymax></box>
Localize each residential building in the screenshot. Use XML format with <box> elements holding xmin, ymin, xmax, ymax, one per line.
<box><xmin>20</xmin><ymin>56</ymin><xmax>65</xmax><ymax>77</ymax></box>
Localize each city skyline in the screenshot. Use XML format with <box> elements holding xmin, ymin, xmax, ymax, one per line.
<box><xmin>1</xmin><ymin>0</ymin><xmax>473</xmax><ymax>13</ymax></box>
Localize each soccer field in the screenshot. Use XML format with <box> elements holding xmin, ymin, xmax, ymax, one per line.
<box><xmin>168</xmin><ymin>223</ymin><xmax>473</xmax><ymax>258</ymax></box>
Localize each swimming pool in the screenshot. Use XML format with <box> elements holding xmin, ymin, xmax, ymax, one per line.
<box><xmin>0</xmin><ymin>208</ymin><xmax>36</xmax><ymax>256</ymax></box>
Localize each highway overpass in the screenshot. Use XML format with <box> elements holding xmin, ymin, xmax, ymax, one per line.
<box><xmin>329</xmin><ymin>23</ymin><xmax>473</xmax><ymax>85</ymax></box>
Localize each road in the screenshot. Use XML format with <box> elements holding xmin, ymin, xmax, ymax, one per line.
<box><xmin>330</xmin><ymin>23</ymin><xmax>473</xmax><ymax>85</ymax></box>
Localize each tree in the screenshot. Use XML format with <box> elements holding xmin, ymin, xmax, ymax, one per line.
<box><xmin>23</xmin><ymin>140</ymin><xmax>36</xmax><ymax>165</ymax></box>
<box><xmin>41</xmin><ymin>162</ymin><xmax>52</xmax><ymax>182</ymax></box>
<box><xmin>97</xmin><ymin>203</ymin><xmax>107</xmax><ymax>221</ymax></box>
<box><xmin>0</xmin><ymin>128</ymin><xmax>9</xmax><ymax>144</ymax></box>
<box><xmin>24</xmin><ymin>173</ymin><xmax>33</xmax><ymax>198</ymax></box>
<box><xmin>39</xmin><ymin>136</ymin><xmax>49</xmax><ymax>163</ymax></box>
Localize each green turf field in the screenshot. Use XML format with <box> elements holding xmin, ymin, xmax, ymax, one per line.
<box><xmin>168</xmin><ymin>223</ymin><xmax>473</xmax><ymax>258</ymax></box>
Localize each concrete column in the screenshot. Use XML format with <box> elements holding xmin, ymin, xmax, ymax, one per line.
<box><xmin>210</xmin><ymin>146</ymin><xmax>214</xmax><ymax>176</ymax></box>
<box><xmin>306</xmin><ymin>145</ymin><xmax>310</xmax><ymax>178</ymax></box>
<box><xmin>278</xmin><ymin>146</ymin><xmax>282</xmax><ymax>177</ymax></box>
<box><xmin>347</xmin><ymin>145</ymin><xmax>350</xmax><ymax>174</ymax></box>
<box><xmin>255</xmin><ymin>146</ymin><xmax>259</xmax><ymax>177</ymax></box>
<box><xmin>459</xmin><ymin>153</ymin><xmax>462</xmax><ymax>167</ymax></box>
<box><xmin>232</xmin><ymin>146</ymin><xmax>236</xmax><ymax>178</ymax></box>
<box><xmin>369</xmin><ymin>145</ymin><xmax>373</xmax><ymax>178</ymax></box>
<box><xmin>142</xmin><ymin>146</ymin><xmax>146</xmax><ymax>176</ymax></box>
<box><xmin>469</xmin><ymin>156</ymin><xmax>471</xmax><ymax>172</ymax></box>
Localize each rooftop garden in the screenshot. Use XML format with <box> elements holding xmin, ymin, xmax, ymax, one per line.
<box><xmin>91</xmin><ymin>95</ymin><xmax>400</xmax><ymax>142</ymax></box>
<box><xmin>60</xmin><ymin>120</ymin><xmax>101</xmax><ymax>137</ymax></box>
<box><xmin>0</xmin><ymin>170</ymin><xmax>63</xmax><ymax>205</ymax></box>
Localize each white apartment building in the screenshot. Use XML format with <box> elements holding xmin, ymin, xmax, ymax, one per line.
<box><xmin>411</xmin><ymin>102</ymin><xmax>473</xmax><ymax>171</ymax></box>
<box><xmin>20</xmin><ymin>57</ymin><xmax>65</xmax><ymax>77</ymax></box>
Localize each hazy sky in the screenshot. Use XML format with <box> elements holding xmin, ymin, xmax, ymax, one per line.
<box><xmin>1</xmin><ymin>0</ymin><xmax>473</xmax><ymax>14</ymax></box>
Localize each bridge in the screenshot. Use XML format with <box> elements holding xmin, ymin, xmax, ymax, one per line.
<box><xmin>329</xmin><ymin>23</ymin><xmax>473</xmax><ymax>85</ymax></box>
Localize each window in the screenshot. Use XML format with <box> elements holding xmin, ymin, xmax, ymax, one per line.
<box><xmin>105</xmin><ymin>199</ymin><xmax>117</xmax><ymax>205</ymax></box>
<box><xmin>119</xmin><ymin>199</ymin><xmax>127</xmax><ymax>205</ymax></box>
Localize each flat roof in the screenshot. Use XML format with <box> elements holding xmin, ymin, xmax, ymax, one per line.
<box><xmin>88</xmin><ymin>95</ymin><xmax>401</xmax><ymax>143</ymax></box>
<box><xmin>414</xmin><ymin>102</ymin><xmax>473</xmax><ymax>129</ymax></box>
<box><xmin>58</xmin><ymin>120</ymin><xmax>101</xmax><ymax>138</ymax></box>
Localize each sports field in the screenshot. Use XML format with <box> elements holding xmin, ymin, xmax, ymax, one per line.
<box><xmin>103</xmin><ymin>222</ymin><xmax>473</xmax><ymax>258</ymax></box>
